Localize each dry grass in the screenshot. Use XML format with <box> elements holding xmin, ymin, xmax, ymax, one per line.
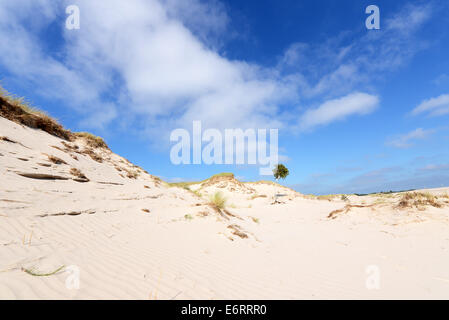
<box><xmin>125</xmin><ymin>169</ymin><xmax>139</xmax><ymax>179</ymax></box>
<box><xmin>396</xmin><ymin>192</ymin><xmax>443</xmax><ymax>209</ymax></box>
<box><xmin>0</xmin><ymin>85</ymin><xmax>72</xmax><ymax>140</ymax></box>
<box><xmin>227</xmin><ymin>224</ymin><xmax>248</xmax><ymax>239</ymax></box>
<box><xmin>74</xmin><ymin>132</ymin><xmax>108</xmax><ymax>149</ymax></box>
<box><xmin>197</xmin><ymin>211</ymin><xmax>209</xmax><ymax>217</ymax></box>
<box><xmin>0</xmin><ymin>86</ymin><xmax>114</xmax><ymax>155</ymax></box>
<box><xmin>61</xmin><ymin>141</ymin><xmax>79</xmax><ymax>151</ymax></box>
<box><xmin>69</xmin><ymin>168</ymin><xmax>87</xmax><ymax>180</ymax></box>
<box><xmin>82</xmin><ymin>148</ymin><xmax>103</xmax><ymax>163</ymax></box>
<box><xmin>328</xmin><ymin>204</ymin><xmax>375</xmax><ymax>219</ymax></box>
<box><xmin>250</xmin><ymin>194</ymin><xmax>267</xmax><ymax>200</ymax></box>
<box><xmin>47</xmin><ymin>154</ymin><xmax>67</xmax><ymax>165</ymax></box>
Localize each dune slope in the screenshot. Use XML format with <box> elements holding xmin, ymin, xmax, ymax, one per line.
<box><xmin>1</xmin><ymin>115</ymin><xmax>449</xmax><ymax>299</ymax></box>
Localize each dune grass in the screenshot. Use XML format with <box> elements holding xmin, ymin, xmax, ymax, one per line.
<box><xmin>74</xmin><ymin>132</ymin><xmax>108</xmax><ymax>149</ymax></box>
<box><xmin>210</xmin><ymin>172</ymin><xmax>234</xmax><ymax>178</ymax></box>
<box><xmin>192</xmin><ymin>190</ymin><xmax>202</xmax><ymax>198</ymax></box>
<box><xmin>22</xmin><ymin>265</ymin><xmax>65</xmax><ymax>277</ymax></box>
<box><xmin>70</xmin><ymin>167</ymin><xmax>88</xmax><ymax>179</ymax></box>
<box><xmin>0</xmin><ymin>86</ymin><xmax>50</xmax><ymax>118</ymax></box>
<box><xmin>210</xmin><ymin>191</ymin><xmax>227</xmax><ymax>210</ymax></box>
<box><xmin>168</xmin><ymin>181</ymin><xmax>199</xmax><ymax>188</ymax></box>
<box><xmin>0</xmin><ymin>85</ymin><xmax>113</xmax><ymax>149</ymax></box>
<box><xmin>249</xmin><ymin>194</ymin><xmax>268</xmax><ymax>200</ymax></box>
<box><xmin>251</xmin><ymin>217</ymin><xmax>260</xmax><ymax>224</ymax></box>
<box><xmin>168</xmin><ymin>172</ymin><xmax>236</xmax><ymax>188</ymax></box>
<box><xmin>47</xmin><ymin>154</ymin><xmax>68</xmax><ymax>165</ymax></box>
<box><xmin>316</xmin><ymin>194</ymin><xmax>337</xmax><ymax>201</ymax></box>
<box><xmin>0</xmin><ymin>85</ymin><xmax>72</xmax><ymax>140</ymax></box>
<box><xmin>397</xmin><ymin>192</ymin><xmax>442</xmax><ymax>209</ymax></box>
<box><xmin>125</xmin><ymin>169</ymin><xmax>139</xmax><ymax>179</ymax></box>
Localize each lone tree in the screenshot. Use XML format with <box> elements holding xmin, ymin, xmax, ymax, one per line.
<box><xmin>272</xmin><ymin>164</ymin><xmax>289</xmax><ymax>204</ymax></box>
<box><xmin>273</xmin><ymin>164</ymin><xmax>289</xmax><ymax>181</ymax></box>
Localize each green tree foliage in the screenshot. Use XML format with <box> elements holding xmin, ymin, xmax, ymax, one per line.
<box><xmin>273</xmin><ymin>164</ymin><xmax>289</xmax><ymax>180</ymax></box>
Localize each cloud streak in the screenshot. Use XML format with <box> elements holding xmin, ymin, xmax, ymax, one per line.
<box><xmin>386</xmin><ymin>128</ymin><xmax>435</xmax><ymax>149</ymax></box>
<box><xmin>299</xmin><ymin>92</ymin><xmax>379</xmax><ymax>131</ymax></box>
<box><xmin>411</xmin><ymin>94</ymin><xmax>449</xmax><ymax>117</ymax></box>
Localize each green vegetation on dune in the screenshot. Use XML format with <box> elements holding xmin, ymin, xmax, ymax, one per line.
<box><xmin>0</xmin><ymin>85</ymin><xmax>109</xmax><ymax>149</ymax></box>
<box><xmin>168</xmin><ymin>172</ymin><xmax>301</xmax><ymax>197</ymax></box>
<box><xmin>74</xmin><ymin>132</ymin><xmax>108</xmax><ymax>149</ymax></box>
<box><xmin>0</xmin><ymin>85</ymin><xmax>52</xmax><ymax>119</ymax></box>
<box><xmin>167</xmin><ymin>172</ymin><xmax>235</xmax><ymax>188</ymax></box>
<box><xmin>209</xmin><ymin>191</ymin><xmax>227</xmax><ymax>209</ymax></box>
<box><xmin>0</xmin><ymin>85</ymin><xmax>71</xmax><ymax>140</ymax></box>
<box><xmin>210</xmin><ymin>172</ymin><xmax>234</xmax><ymax>178</ymax></box>
<box><xmin>168</xmin><ymin>181</ymin><xmax>201</xmax><ymax>188</ymax></box>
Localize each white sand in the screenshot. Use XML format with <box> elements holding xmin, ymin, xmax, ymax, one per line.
<box><xmin>1</xmin><ymin>116</ymin><xmax>449</xmax><ymax>299</ymax></box>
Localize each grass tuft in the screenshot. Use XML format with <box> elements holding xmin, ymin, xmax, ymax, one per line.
<box><xmin>251</xmin><ymin>217</ymin><xmax>260</xmax><ymax>224</ymax></box>
<box><xmin>397</xmin><ymin>192</ymin><xmax>442</xmax><ymax>209</ymax></box>
<box><xmin>70</xmin><ymin>168</ymin><xmax>88</xmax><ymax>180</ymax></box>
<box><xmin>125</xmin><ymin>169</ymin><xmax>139</xmax><ymax>179</ymax></box>
<box><xmin>0</xmin><ymin>85</ymin><xmax>114</xmax><ymax>150</ymax></box>
<box><xmin>209</xmin><ymin>191</ymin><xmax>227</xmax><ymax>209</ymax></box>
<box><xmin>47</xmin><ymin>154</ymin><xmax>68</xmax><ymax>165</ymax></box>
<box><xmin>0</xmin><ymin>85</ymin><xmax>72</xmax><ymax>140</ymax></box>
<box><xmin>82</xmin><ymin>148</ymin><xmax>103</xmax><ymax>163</ymax></box>
<box><xmin>74</xmin><ymin>132</ymin><xmax>108</xmax><ymax>149</ymax></box>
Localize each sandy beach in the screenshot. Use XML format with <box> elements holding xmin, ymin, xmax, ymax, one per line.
<box><xmin>1</xmin><ymin>115</ymin><xmax>449</xmax><ymax>299</ymax></box>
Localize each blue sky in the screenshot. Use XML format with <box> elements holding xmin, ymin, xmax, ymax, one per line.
<box><xmin>1</xmin><ymin>0</ymin><xmax>449</xmax><ymax>194</ymax></box>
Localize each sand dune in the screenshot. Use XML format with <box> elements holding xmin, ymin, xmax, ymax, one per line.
<box><xmin>1</xmin><ymin>115</ymin><xmax>449</xmax><ymax>299</ymax></box>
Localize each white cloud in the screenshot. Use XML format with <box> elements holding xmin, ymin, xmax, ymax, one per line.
<box><xmin>386</xmin><ymin>128</ymin><xmax>435</xmax><ymax>149</ymax></box>
<box><xmin>298</xmin><ymin>92</ymin><xmax>379</xmax><ymax>131</ymax></box>
<box><xmin>385</xmin><ymin>3</ymin><xmax>432</xmax><ymax>34</ymax></box>
<box><xmin>163</xmin><ymin>0</ymin><xmax>229</xmax><ymax>48</ymax></box>
<box><xmin>0</xmin><ymin>0</ymin><xmax>435</xmax><ymax>140</ymax></box>
<box><xmin>411</xmin><ymin>94</ymin><xmax>449</xmax><ymax>117</ymax></box>
<box><xmin>63</xmin><ymin>0</ymin><xmax>302</xmax><ymax>134</ymax></box>
<box><xmin>0</xmin><ymin>1</ymin><xmax>116</xmax><ymax>128</ymax></box>
<box><xmin>0</xmin><ymin>0</ymin><xmax>302</xmax><ymax>135</ymax></box>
